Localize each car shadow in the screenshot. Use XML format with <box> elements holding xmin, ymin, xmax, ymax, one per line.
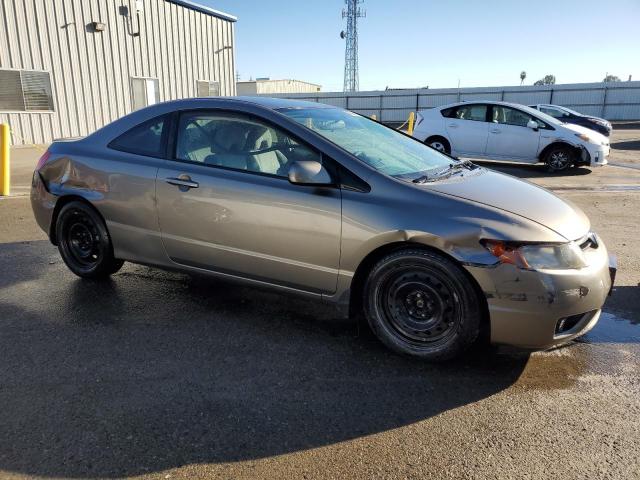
<box><xmin>0</xmin><ymin>240</ymin><xmax>530</xmax><ymax>478</ymax></box>
<box><xmin>474</xmin><ymin>161</ymin><xmax>592</xmax><ymax>179</ymax></box>
<box><xmin>611</xmin><ymin>139</ymin><xmax>640</xmax><ymax>151</ymax></box>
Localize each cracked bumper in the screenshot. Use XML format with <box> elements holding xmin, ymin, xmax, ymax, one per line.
<box><xmin>465</xmin><ymin>239</ymin><xmax>612</xmax><ymax>349</ymax></box>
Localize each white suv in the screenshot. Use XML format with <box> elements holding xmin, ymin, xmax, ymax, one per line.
<box><xmin>412</xmin><ymin>101</ymin><xmax>610</xmax><ymax>171</ymax></box>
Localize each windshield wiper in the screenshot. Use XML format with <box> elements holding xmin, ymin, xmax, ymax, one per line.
<box><xmin>413</xmin><ymin>160</ymin><xmax>474</xmax><ymax>183</ymax></box>
<box><xmin>451</xmin><ymin>159</ymin><xmax>474</xmax><ymax>169</ymax></box>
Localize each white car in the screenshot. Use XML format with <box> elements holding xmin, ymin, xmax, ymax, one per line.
<box><xmin>412</xmin><ymin>101</ymin><xmax>610</xmax><ymax>171</ymax></box>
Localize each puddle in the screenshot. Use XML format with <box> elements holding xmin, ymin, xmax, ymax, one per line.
<box><xmin>514</xmin><ymin>310</ymin><xmax>639</xmax><ymax>391</ymax></box>
<box><xmin>580</xmin><ymin>311</ymin><xmax>640</xmax><ymax>344</ymax></box>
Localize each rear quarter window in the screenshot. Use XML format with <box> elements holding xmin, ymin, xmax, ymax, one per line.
<box><xmin>109</xmin><ymin>115</ymin><xmax>168</xmax><ymax>158</ymax></box>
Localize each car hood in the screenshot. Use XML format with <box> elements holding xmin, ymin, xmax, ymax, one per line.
<box><xmin>425</xmin><ymin>169</ymin><xmax>590</xmax><ymax>241</ymax></box>
<box><xmin>561</xmin><ymin>123</ymin><xmax>608</xmax><ymax>143</ymax></box>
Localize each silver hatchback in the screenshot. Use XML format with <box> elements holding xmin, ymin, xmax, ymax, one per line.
<box><xmin>31</xmin><ymin>97</ymin><xmax>615</xmax><ymax>360</ymax></box>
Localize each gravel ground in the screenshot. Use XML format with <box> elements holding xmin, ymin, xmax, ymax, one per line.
<box><xmin>0</xmin><ymin>130</ymin><xmax>639</xmax><ymax>480</ymax></box>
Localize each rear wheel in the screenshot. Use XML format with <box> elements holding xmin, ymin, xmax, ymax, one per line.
<box><xmin>545</xmin><ymin>145</ymin><xmax>575</xmax><ymax>172</ymax></box>
<box><xmin>363</xmin><ymin>249</ymin><xmax>481</xmax><ymax>361</ymax></box>
<box><xmin>56</xmin><ymin>201</ymin><xmax>124</xmax><ymax>279</ymax></box>
<box><xmin>425</xmin><ymin>136</ymin><xmax>451</xmax><ymax>154</ymax></box>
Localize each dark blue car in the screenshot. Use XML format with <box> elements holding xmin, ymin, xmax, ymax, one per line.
<box><xmin>528</xmin><ymin>104</ymin><xmax>612</xmax><ymax>137</ymax></box>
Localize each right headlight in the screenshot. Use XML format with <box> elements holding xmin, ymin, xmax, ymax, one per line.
<box><xmin>481</xmin><ymin>240</ymin><xmax>587</xmax><ymax>270</ymax></box>
<box><xmin>575</xmin><ymin>132</ymin><xmax>592</xmax><ymax>143</ymax></box>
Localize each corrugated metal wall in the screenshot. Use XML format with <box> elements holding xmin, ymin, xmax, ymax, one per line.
<box><xmin>0</xmin><ymin>0</ymin><xmax>236</xmax><ymax>145</ymax></box>
<box><xmin>270</xmin><ymin>81</ymin><xmax>640</xmax><ymax>123</ymax></box>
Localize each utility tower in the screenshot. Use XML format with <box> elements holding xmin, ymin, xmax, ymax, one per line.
<box><xmin>340</xmin><ymin>0</ymin><xmax>365</xmax><ymax>92</ymax></box>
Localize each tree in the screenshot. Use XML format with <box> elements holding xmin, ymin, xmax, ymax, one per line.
<box><xmin>533</xmin><ymin>74</ymin><xmax>556</xmax><ymax>86</ymax></box>
<box><xmin>520</xmin><ymin>71</ymin><xmax>526</xmax><ymax>85</ymax></box>
<box><xmin>603</xmin><ymin>74</ymin><xmax>621</xmax><ymax>83</ymax></box>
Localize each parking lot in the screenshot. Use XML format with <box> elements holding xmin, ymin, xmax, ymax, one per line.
<box><xmin>0</xmin><ymin>128</ymin><xmax>639</xmax><ymax>479</ymax></box>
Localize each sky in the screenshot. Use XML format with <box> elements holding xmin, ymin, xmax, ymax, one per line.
<box><xmin>202</xmin><ymin>0</ymin><xmax>640</xmax><ymax>92</ymax></box>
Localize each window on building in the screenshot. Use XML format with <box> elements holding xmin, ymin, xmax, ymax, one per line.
<box><xmin>108</xmin><ymin>115</ymin><xmax>168</xmax><ymax>158</ymax></box>
<box><xmin>131</xmin><ymin>77</ymin><xmax>160</xmax><ymax>111</ymax></box>
<box><xmin>196</xmin><ymin>80</ymin><xmax>221</xmax><ymax>97</ymax></box>
<box><xmin>0</xmin><ymin>69</ymin><xmax>54</xmax><ymax>111</ymax></box>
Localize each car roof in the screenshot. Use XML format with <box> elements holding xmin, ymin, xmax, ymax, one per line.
<box><xmin>437</xmin><ymin>100</ymin><xmax>534</xmax><ymax>109</ymax></box>
<box><xmin>209</xmin><ymin>96</ymin><xmax>332</xmax><ymax>110</ymax></box>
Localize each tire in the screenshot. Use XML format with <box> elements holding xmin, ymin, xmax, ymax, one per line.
<box><xmin>55</xmin><ymin>201</ymin><xmax>124</xmax><ymax>279</ymax></box>
<box><xmin>363</xmin><ymin>249</ymin><xmax>481</xmax><ymax>361</ymax></box>
<box><xmin>544</xmin><ymin>145</ymin><xmax>575</xmax><ymax>173</ymax></box>
<box><xmin>425</xmin><ymin>136</ymin><xmax>451</xmax><ymax>154</ymax></box>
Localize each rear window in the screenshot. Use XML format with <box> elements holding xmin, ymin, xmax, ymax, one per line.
<box><xmin>109</xmin><ymin>115</ymin><xmax>168</xmax><ymax>158</ymax></box>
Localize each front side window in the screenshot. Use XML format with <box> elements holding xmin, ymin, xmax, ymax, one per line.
<box><xmin>492</xmin><ymin>106</ymin><xmax>542</xmax><ymax>128</ymax></box>
<box><xmin>0</xmin><ymin>69</ymin><xmax>54</xmax><ymax>111</ymax></box>
<box><xmin>175</xmin><ymin>111</ymin><xmax>321</xmax><ymax>177</ymax></box>
<box><xmin>281</xmin><ymin>107</ymin><xmax>454</xmax><ymax>180</ymax></box>
<box><xmin>109</xmin><ymin>115</ymin><xmax>167</xmax><ymax>157</ymax></box>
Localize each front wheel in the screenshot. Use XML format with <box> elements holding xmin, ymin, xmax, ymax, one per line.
<box><xmin>545</xmin><ymin>145</ymin><xmax>575</xmax><ymax>173</ymax></box>
<box><xmin>363</xmin><ymin>249</ymin><xmax>482</xmax><ymax>361</ymax></box>
<box><xmin>56</xmin><ymin>201</ymin><xmax>124</xmax><ymax>279</ymax></box>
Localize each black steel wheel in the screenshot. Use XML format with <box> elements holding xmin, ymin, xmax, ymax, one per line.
<box><xmin>56</xmin><ymin>201</ymin><xmax>124</xmax><ymax>278</ymax></box>
<box><xmin>545</xmin><ymin>145</ymin><xmax>575</xmax><ymax>172</ymax></box>
<box><xmin>363</xmin><ymin>249</ymin><xmax>482</xmax><ymax>360</ymax></box>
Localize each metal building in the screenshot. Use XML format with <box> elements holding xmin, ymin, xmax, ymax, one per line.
<box><xmin>236</xmin><ymin>79</ymin><xmax>321</xmax><ymax>96</ymax></box>
<box><xmin>0</xmin><ymin>0</ymin><xmax>237</xmax><ymax>145</ymax></box>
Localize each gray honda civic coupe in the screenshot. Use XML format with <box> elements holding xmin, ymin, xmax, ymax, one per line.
<box><xmin>31</xmin><ymin>97</ymin><xmax>615</xmax><ymax>360</ymax></box>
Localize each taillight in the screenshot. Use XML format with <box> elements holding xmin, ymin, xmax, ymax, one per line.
<box><xmin>35</xmin><ymin>150</ymin><xmax>51</xmax><ymax>170</ymax></box>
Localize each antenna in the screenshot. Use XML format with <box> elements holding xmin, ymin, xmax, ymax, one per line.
<box><xmin>341</xmin><ymin>0</ymin><xmax>365</xmax><ymax>92</ymax></box>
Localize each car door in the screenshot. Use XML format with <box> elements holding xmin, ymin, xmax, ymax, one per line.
<box><xmin>155</xmin><ymin>109</ymin><xmax>342</xmax><ymax>294</ymax></box>
<box><xmin>485</xmin><ymin>105</ymin><xmax>542</xmax><ymax>161</ymax></box>
<box><xmin>443</xmin><ymin>104</ymin><xmax>490</xmax><ymax>156</ymax></box>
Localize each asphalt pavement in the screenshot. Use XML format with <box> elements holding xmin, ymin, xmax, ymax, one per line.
<box><xmin>0</xmin><ymin>130</ymin><xmax>639</xmax><ymax>479</ymax></box>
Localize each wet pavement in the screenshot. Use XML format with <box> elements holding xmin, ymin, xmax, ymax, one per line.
<box><xmin>0</xmin><ymin>130</ymin><xmax>639</xmax><ymax>479</ymax></box>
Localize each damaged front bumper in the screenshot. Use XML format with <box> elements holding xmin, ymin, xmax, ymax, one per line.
<box><xmin>465</xmin><ymin>237</ymin><xmax>613</xmax><ymax>349</ymax></box>
<box><xmin>577</xmin><ymin>143</ymin><xmax>610</xmax><ymax>167</ymax></box>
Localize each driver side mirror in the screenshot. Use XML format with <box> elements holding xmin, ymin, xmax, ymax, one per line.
<box><xmin>526</xmin><ymin>119</ymin><xmax>539</xmax><ymax>131</ymax></box>
<box><xmin>288</xmin><ymin>160</ymin><xmax>333</xmax><ymax>186</ymax></box>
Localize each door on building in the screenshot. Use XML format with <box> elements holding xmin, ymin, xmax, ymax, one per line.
<box><xmin>155</xmin><ymin>109</ymin><xmax>342</xmax><ymax>294</ymax></box>
<box><xmin>131</xmin><ymin>77</ymin><xmax>159</xmax><ymax>111</ymax></box>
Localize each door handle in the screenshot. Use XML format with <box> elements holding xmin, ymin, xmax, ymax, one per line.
<box><xmin>490</xmin><ymin>129</ymin><xmax>501</xmax><ymax>134</ymax></box>
<box><xmin>448</xmin><ymin>123</ymin><xmax>458</xmax><ymax>128</ymax></box>
<box><xmin>166</xmin><ymin>176</ymin><xmax>199</xmax><ymax>189</ymax></box>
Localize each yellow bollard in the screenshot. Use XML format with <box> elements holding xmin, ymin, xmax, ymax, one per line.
<box><xmin>407</xmin><ymin>112</ymin><xmax>415</xmax><ymax>136</ymax></box>
<box><xmin>0</xmin><ymin>124</ymin><xmax>10</xmax><ymax>196</ymax></box>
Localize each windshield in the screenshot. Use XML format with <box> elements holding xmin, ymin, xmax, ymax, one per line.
<box><xmin>279</xmin><ymin>107</ymin><xmax>454</xmax><ymax>179</ymax></box>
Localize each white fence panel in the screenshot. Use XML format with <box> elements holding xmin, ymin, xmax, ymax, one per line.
<box><xmin>269</xmin><ymin>81</ymin><xmax>640</xmax><ymax>121</ymax></box>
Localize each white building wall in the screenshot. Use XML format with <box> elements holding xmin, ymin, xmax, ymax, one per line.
<box><xmin>0</xmin><ymin>0</ymin><xmax>237</xmax><ymax>145</ymax></box>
